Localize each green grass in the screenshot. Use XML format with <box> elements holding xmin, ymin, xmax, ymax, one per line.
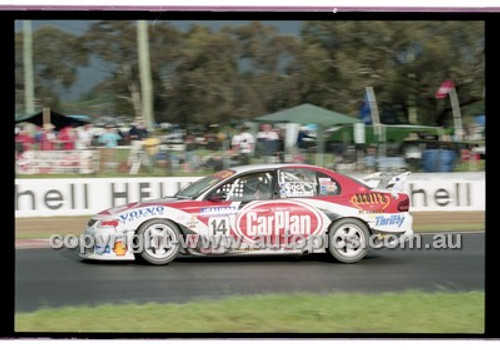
<box><xmin>414</xmin><ymin>222</ymin><xmax>484</xmax><ymax>233</ymax></box>
<box><xmin>15</xmin><ymin>291</ymin><xmax>484</xmax><ymax>333</ymax></box>
<box><xmin>16</xmin><ymin>231</ymin><xmax>84</xmax><ymax>240</ymax></box>
<box><xmin>17</xmin><ymin>233</ymin><xmax>54</xmax><ymax>240</ymax></box>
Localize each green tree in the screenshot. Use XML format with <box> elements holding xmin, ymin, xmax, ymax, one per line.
<box><xmin>82</xmin><ymin>21</ymin><xmax>187</xmax><ymax>122</ymax></box>
<box><xmin>15</xmin><ymin>26</ymin><xmax>89</xmax><ymax>112</ymax></box>
<box><xmin>300</xmin><ymin>21</ymin><xmax>484</xmax><ymax>126</ymax></box>
<box><xmin>162</xmin><ymin>25</ymin><xmax>240</xmax><ymax>125</ymax></box>
<box><xmin>81</xmin><ymin>21</ymin><xmax>143</xmax><ymax>118</ymax></box>
<box><xmin>148</xmin><ymin>22</ymin><xmax>184</xmax><ymax>123</ymax></box>
<box><xmin>23</xmin><ymin>20</ymin><xmax>483</xmax><ymax>130</ymax></box>
<box><xmin>223</xmin><ymin>21</ymin><xmax>306</xmax><ymax>117</ymax></box>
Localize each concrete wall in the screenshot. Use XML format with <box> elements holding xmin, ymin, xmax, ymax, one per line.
<box><xmin>15</xmin><ymin>173</ymin><xmax>485</xmax><ymax>217</ymax></box>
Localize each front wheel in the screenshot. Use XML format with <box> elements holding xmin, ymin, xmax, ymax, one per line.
<box><xmin>327</xmin><ymin>218</ymin><xmax>369</xmax><ymax>264</ymax></box>
<box><xmin>136</xmin><ymin>219</ymin><xmax>181</xmax><ymax>265</ymax></box>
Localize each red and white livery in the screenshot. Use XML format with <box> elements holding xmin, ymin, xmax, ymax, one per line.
<box><xmin>80</xmin><ymin>164</ymin><xmax>414</xmax><ymax>264</ymax></box>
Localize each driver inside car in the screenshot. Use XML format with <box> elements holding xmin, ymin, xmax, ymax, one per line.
<box><xmin>242</xmin><ymin>176</ymin><xmax>272</xmax><ymax>201</ymax></box>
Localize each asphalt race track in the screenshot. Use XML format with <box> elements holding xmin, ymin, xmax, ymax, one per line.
<box><xmin>15</xmin><ymin>233</ymin><xmax>484</xmax><ymax>312</ymax></box>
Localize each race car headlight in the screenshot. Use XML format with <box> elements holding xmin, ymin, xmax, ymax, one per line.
<box><xmin>98</xmin><ymin>219</ymin><xmax>120</xmax><ymax>228</ymax></box>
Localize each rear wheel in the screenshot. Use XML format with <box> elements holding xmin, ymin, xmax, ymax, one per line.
<box><xmin>327</xmin><ymin>218</ymin><xmax>369</xmax><ymax>264</ymax></box>
<box><xmin>136</xmin><ymin>219</ymin><xmax>181</xmax><ymax>265</ymax></box>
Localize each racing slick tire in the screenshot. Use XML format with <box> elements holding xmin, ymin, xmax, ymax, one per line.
<box><xmin>136</xmin><ymin>219</ymin><xmax>181</xmax><ymax>265</ymax></box>
<box><xmin>327</xmin><ymin>218</ymin><xmax>370</xmax><ymax>264</ymax></box>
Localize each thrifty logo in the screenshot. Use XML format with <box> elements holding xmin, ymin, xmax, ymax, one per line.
<box><xmin>375</xmin><ymin>214</ymin><xmax>405</xmax><ymax>228</ymax></box>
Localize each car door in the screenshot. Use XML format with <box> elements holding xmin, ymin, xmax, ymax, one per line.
<box><xmin>202</xmin><ymin>171</ymin><xmax>277</xmax><ymax>244</ymax></box>
<box><xmin>275</xmin><ymin>167</ymin><xmax>326</xmax><ymax>245</ymax></box>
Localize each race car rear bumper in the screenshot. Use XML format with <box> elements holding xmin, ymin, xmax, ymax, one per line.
<box><xmin>365</xmin><ymin>212</ymin><xmax>414</xmax><ymax>246</ymax></box>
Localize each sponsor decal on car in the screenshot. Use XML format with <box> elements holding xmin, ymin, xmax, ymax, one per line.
<box><xmin>350</xmin><ymin>193</ymin><xmax>390</xmax><ymax>210</ymax></box>
<box><xmin>95</xmin><ymin>245</ymin><xmax>111</xmax><ymax>254</ymax></box>
<box><xmin>200</xmin><ymin>204</ymin><xmax>239</xmax><ymax>217</ymax></box>
<box><xmin>234</xmin><ymin>200</ymin><xmax>324</xmax><ymax>242</ymax></box>
<box><xmin>318</xmin><ymin>178</ymin><xmax>338</xmax><ymax>195</ymax></box>
<box><xmin>186</xmin><ymin>215</ymin><xmax>199</xmax><ymax>229</ymax></box>
<box><xmin>113</xmin><ymin>240</ymin><xmax>128</xmax><ymax>256</ymax></box>
<box><xmin>246</xmin><ymin>210</ymin><xmax>311</xmax><ymax>236</ymax></box>
<box><xmin>358</xmin><ymin>210</ymin><xmax>385</xmax><ymax>214</ymax></box>
<box><xmin>118</xmin><ymin>206</ymin><xmax>165</xmax><ymax>223</ymax></box>
<box><xmin>214</xmin><ymin>169</ymin><xmax>235</xmax><ymax>180</ymax></box>
<box><xmin>374</xmin><ymin>214</ymin><xmax>406</xmax><ymax>228</ymax></box>
<box><xmin>279</xmin><ymin>182</ymin><xmax>315</xmax><ymax>198</ymax></box>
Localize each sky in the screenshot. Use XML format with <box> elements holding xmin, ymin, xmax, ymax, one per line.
<box><xmin>15</xmin><ymin>20</ymin><xmax>304</xmax><ymax>101</ymax></box>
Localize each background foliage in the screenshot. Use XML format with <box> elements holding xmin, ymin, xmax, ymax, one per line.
<box><xmin>15</xmin><ymin>21</ymin><xmax>485</xmax><ymax>127</ymax></box>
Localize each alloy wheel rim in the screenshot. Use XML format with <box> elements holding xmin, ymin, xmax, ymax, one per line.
<box><xmin>143</xmin><ymin>223</ymin><xmax>179</xmax><ymax>259</ymax></box>
<box><xmin>331</xmin><ymin>224</ymin><xmax>365</xmax><ymax>258</ymax></box>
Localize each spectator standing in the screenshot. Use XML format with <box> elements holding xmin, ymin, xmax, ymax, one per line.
<box><xmin>184</xmin><ymin>133</ymin><xmax>197</xmax><ymax>171</ymax></box>
<box><xmin>231</xmin><ymin>125</ymin><xmax>255</xmax><ymax>165</ymax></box>
<box><xmin>99</xmin><ymin>125</ymin><xmax>122</xmax><ymax>171</ymax></box>
<box><xmin>33</xmin><ymin>126</ymin><xmax>43</xmax><ymax>147</ymax></box>
<box><xmin>297</xmin><ymin>126</ymin><xmax>314</xmax><ymax>150</ymax></box>
<box><xmin>155</xmin><ymin>145</ymin><xmax>169</xmax><ymax>173</ymax></box>
<box><xmin>364</xmin><ymin>144</ymin><xmax>377</xmax><ymax>173</ymax></box>
<box><xmin>58</xmin><ymin>126</ymin><xmax>77</xmax><ymax>151</ymax></box>
<box><xmin>129</xmin><ymin>118</ymin><xmax>149</xmax><ymax>141</ymax></box>
<box><xmin>99</xmin><ymin>125</ymin><xmax>122</xmax><ymax>148</ymax></box>
<box><xmin>76</xmin><ymin>124</ymin><xmax>93</xmax><ymax>150</ymax></box>
<box><xmin>216</xmin><ymin>129</ymin><xmax>227</xmax><ymax>144</ymax></box>
<box><xmin>39</xmin><ymin>123</ymin><xmax>57</xmax><ymax>151</ymax></box>
<box><xmin>256</xmin><ymin>123</ymin><xmax>280</xmax><ymax>163</ymax></box>
<box><xmin>274</xmin><ymin>127</ymin><xmax>285</xmax><ymax>162</ymax></box>
<box><xmin>15</xmin><ymin>126</ymin><xmax>35</xmax><ymax>155</ymax></box>
<box><xmin>127</xmin><ymin>118</ymin><xmax>149</xmax><ymax>172</ymax></box>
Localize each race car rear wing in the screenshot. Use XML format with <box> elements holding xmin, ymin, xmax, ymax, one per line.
<box><xmin>360</xmin><ymin>172</ymin><xmax>411</xmax><ymax>197</ymax></box>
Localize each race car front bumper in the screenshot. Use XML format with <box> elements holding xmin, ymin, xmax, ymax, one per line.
<box><xmin>79</xmin><ymin>220</ymin><xmax>136</xmax><ymax>261</ymax></box>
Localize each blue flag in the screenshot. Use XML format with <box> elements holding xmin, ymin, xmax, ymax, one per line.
<box><xmin>360</xmin><ymin>93</ymin><xmax>372</xmax><ymax>125</ymax></box>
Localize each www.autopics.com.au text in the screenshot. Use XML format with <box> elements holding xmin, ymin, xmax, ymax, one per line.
<box><xmin>49</xmin><ymin>232</ymin><xmax>462</xmax><ymax>255</ymax></box>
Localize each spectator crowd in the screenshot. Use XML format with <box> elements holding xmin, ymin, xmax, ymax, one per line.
<box><xmin>16</xmin><ymin>119</ymin><xmax>483</xmax><ymax>175</ymax></box>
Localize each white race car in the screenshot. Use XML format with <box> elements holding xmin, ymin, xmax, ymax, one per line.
<box><xmin>80</xmin><ymin>164</ymin><xmax>413</xmax><ymax>264</ymax></box>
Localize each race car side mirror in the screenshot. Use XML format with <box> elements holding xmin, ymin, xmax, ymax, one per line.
<box><xmin>209</xmin><ymin>192</ymin><xmax>228</xmax><ymax>202</ymax></box>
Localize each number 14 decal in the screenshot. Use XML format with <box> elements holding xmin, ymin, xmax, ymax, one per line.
<box><xmin>208</xmin><ymin>217</ymin><xmax>230</xmax><ymax>236</ymax></box>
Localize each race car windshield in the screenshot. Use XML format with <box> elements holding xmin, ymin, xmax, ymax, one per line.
<box><xmin>174</xmin><ymin>169</ymin><xmax>236</xmax><ymax>199</ymax></box>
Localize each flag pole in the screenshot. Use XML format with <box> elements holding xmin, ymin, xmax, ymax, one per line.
<box><xmin>366</xmin><ymin>87</ymin><xmax>382</xmax><ymax>137</ymax></box>
<box><xmin>365</xmin><ymin>87</ymin><xmax>384</xmax><ymax>157</ymax></box>
<box><xmin>448</xmin><ymin>87</ymin><xmax>463</xmax><ymax>142</ymax></box>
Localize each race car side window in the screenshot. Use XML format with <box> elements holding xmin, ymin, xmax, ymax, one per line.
<box><xmin>213</xmin><ymin>171</ymin><xmax>274</xmax><ymax>202</ymax></box>
<box><xmin>278</xmin><ymin>168</ymin><xmax>341</xmax><ymax>198</ymax></box>
<box><xmin>278</xmin><ymin>168</ymin><xmax>318</xmax><ymax>198</ymax></box>
<box><xmin>316</xmin><ymin>174</ymin><xmax>341</xmax><ymax>196</ymax></box>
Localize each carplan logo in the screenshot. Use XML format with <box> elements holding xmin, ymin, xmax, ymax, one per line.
<box><xmin>234</xmin><ymin>200</ymin><xmax>324</xmax><ymax>243</ymax></box>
